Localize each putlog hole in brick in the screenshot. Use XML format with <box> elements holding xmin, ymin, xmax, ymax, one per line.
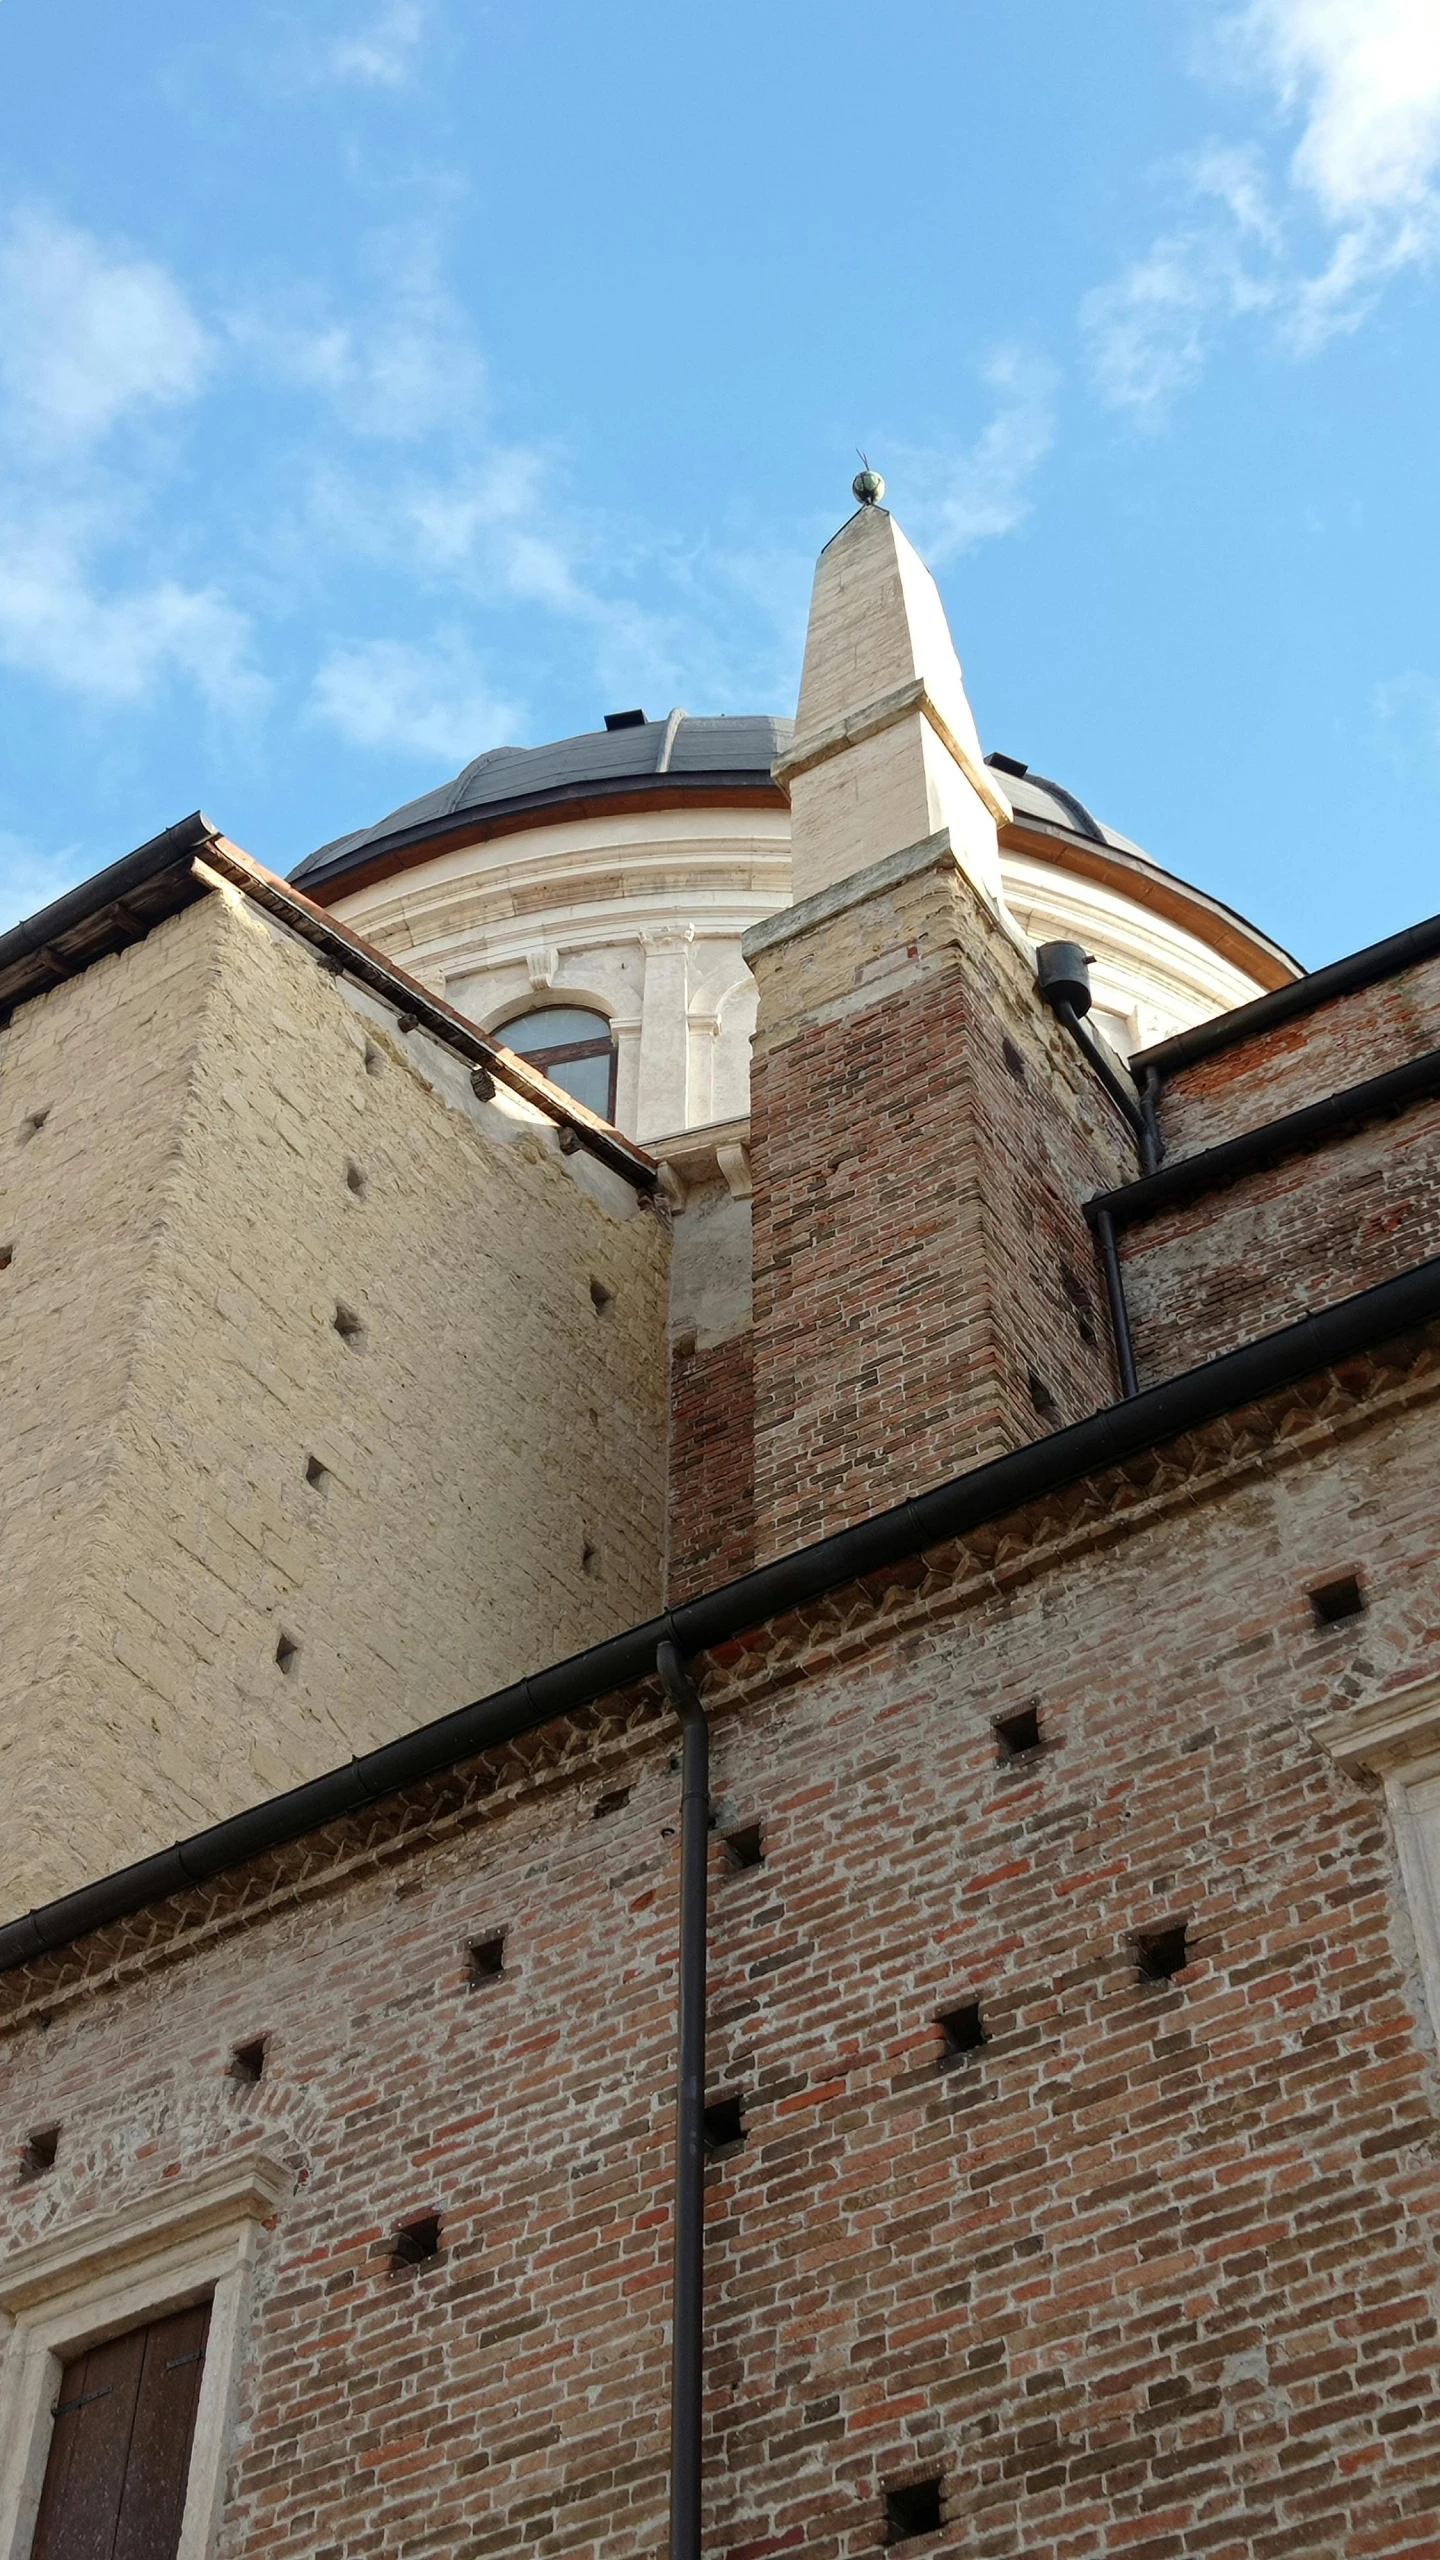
<box><xmin>703</xmin><ymin>2095</ymin><xmax>747</xmax><ymax>2154</ymax></box>
<box><xmin>724</xmin><ymin>1820</ymin><xmax>765</xmax><ymax>1872</ymax></box>
<box><xmin>884</xmin><ymin>2478</ymin><xmax>943</xmax><ymax>2543</ymax></box>
<box><xmin>993</xmin><ymin>1704</ymin><xmax>1042</xmax><ymax>1762</ymax></box>
<box><xmin>938</xmin><ymin>2001</ymin><xmax>986</xmax><ymax>2064</ymax></box>
<box><xmin>18</xmin><ymin>2125</ymin><xmax>59</xmax><ymax>2182</ymax></box>
<box><xmin>1310</xmin><ymin>1571</ymin><xmax>1366</xmax><ymax>1626</ymax></box>
<box><xmin>1134</xmin><ymin>1921</ymin><xmax>1191</xmax><ymax>1982</ymax></box>
<box><xmin>391</xmin><ymin>2212</ymin><xmax>442</xmax><ymax>2268</ymax></box>
<box><xmin>229</xmin><ymin>2038</ymin><xmax>266</xmax><ymax>2084</ymax></box>
<box><xmin>467</xmin><ymin>1932</ymin><xmax>506</xmax><ymax>1986</ymax></box>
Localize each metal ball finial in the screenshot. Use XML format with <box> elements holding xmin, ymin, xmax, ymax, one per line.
<box><xmin>852</xmin><ymin>456</ymin><xmax>885</xmax><ymax>507</ymax></box>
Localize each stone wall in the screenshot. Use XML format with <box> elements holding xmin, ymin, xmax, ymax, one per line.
<box><xmin>3</xmin><ymin>1352</ymin><xmax>1438</xmax><ymax>2560</ymax></box>
<box><xmin>0</xmin><ymin>883</ymin><xmax>669</xmax><ymax>1913</ymax></box>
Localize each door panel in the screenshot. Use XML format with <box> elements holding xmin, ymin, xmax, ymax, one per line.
<box><xmin>29</xmin><ymin>2301</ymin><xmax>211</xmax><ymax>2560</ymax></box>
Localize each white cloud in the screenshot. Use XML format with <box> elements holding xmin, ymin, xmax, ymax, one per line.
<box><xmin>1373</xmin><ymin>668</ymin><xmax>1440</xmax><ymax>770</ymax></box>
<box><xmin>889</xmin><ymin>349</ymin><xmax>1058</xmax><ymax>562</ymax></box>
<box><xmin>324</xmin><ymin>2</ymin><xmax>427</xmax><ymax>88</ymax></box>
<box><xmin>230</xmin><ymin>230</ymin><xmax>486</xmax><ymax>440</ymax></box>
<box><xmin>0</xmin><ymin>211</ymin><xmax>262</xmax><ymax>718</ymax></box>
<box><xmin>309</xmin><ymin>633</ymin><xmax>521</xmax><ymax>759</ymax></box>
<box><xmin>0</xmin><ymin>211</ymin><xmax>211</xmax><ymax>450</ymax></box>
<box><xmin>0</xmin><ymin>514</ymin><xmax>265</xmax><ymax>714</ymax></box>
<box><xmin>1085</xmin><ymin>0</ymin><xmax>1440</xmax><ymax>415</ymax></box>
<box><xmin>0</xmin><ymin>828</ymin><xmax>86</xmax><ymax>934</ymax></box>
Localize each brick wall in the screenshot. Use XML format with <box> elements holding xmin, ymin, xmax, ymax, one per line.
<box><xmin>1156</xmin><ymin>948</ymin><xmax>1440</xmax><ymax>1160</ymax></box>
<box><xmin>746</xmin><ymin>844</ymin><xmax>1132</xmax><ymax>1560</ymax></box>
<box><xmin>0</xmin><ymin>884</ymin><xmax>670</xmax><ymax>1913</ymax></box>
<box><xmin>3</xmin><ymin>1357</ymin><xmax>1438</xmax><ymax>2559</ymax></box>
<box><xmin>1122</xmin><ymin>1097</ymin><xmax>1440</xmax><ymax>1381</ymax></box>
<box><xmin>668</xmin><ymin>1331</ymin><xmax>755</xmax><ymax>1599</ymax></box>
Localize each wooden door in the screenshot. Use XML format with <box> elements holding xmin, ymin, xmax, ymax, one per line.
<box><xmin>29</xmin><ymin>2299</ymin><xmax>211</xmax><ymax>2560</ymax></box>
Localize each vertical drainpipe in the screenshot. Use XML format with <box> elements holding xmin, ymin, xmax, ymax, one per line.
<box><xmin>656</xmin><ymin>1639</ymin><xmax>709</xmax><ymax>2560</ymax></box>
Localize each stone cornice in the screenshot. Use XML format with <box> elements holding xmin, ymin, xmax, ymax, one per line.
<box><xmin>772</xmin><ymin>677</ymin><xmax>1014</xmax><ymax>829</ymax></box>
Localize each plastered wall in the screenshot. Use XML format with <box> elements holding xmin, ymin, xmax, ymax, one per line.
<box><xmin>0</xmin><ymin>886</ymin><xmax>669</xmax><ymax>1913</ymax></box>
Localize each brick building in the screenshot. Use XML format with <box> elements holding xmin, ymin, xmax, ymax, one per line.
<box><xmin>1</xmin><ymin>483</ymin><xmax>1439</xmax><ymax>2560</ymax></box>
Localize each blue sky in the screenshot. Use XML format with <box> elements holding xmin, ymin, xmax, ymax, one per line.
<box><xmin>0</xmin><ymin>0</ymin><xmax>1438</xmax><ymax>966</ymax></box>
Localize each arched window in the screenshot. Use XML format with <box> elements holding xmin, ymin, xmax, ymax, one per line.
<box><xmin>496</xmin><ymin>1006</ymin><xmax>616</xmax><ymax>1119</ymax></box>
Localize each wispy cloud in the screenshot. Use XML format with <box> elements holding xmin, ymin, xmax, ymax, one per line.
<box><xmin>0</xmin><ymin>212</ymin><xmax>265</xmax><ymax>716</ymax></box>
<box><xmin>309</xmin><ymin>631</ymin><xmax>521</xmax><ymax>759</ymax></box>
<box><xmin>1084</xmin><ymin>0</ymin><xmax>1440</xmax><ymax>418</ymax></box>
<box><xmin>888</xmin><ymin>348</ymin><xmax>1058</xmax><ymax>563</ymax></box>
<box><xmin>323</xmin><ymin>2</ymin><xmax>428</xmax><ymax>89</ymax></box>
<box><xmin>0</xmin><ymin>211</ymin><xmax>211</xmax><ymax>449</ymax></box>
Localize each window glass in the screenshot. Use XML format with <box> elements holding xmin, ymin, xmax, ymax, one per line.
<box><xmin>497</xmin><ymin>1007</ymin><xmax>615</xmax><ymax>1119</ymax></box>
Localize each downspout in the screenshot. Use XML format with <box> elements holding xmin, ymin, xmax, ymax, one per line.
<box><xmin>1035</xmin><ymin>942</ymin><xmax>1160</xmax><ymax>1176</ymax></box>
<box><xmin>1089</xmin><ymin>1204</ymin><xmax>1139</xmax><ymax>1398</ymax></box>
<box><xmin>656</xmin><ymin>1639</ymin><xmax>709</xmax><ymax>2560</ymax></box>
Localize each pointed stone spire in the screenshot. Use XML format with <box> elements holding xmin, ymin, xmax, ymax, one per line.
<box><xmin>774</xmin><ymin>500</ymin><xmax>1012</xmax><ymax>909</ymax></box>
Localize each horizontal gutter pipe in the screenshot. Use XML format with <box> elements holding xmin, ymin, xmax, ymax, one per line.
<box><xmin>0</xmin><ymin>812</ymin><xmax>218</xmax><ymax>985</ymax></box>
<box><xmin>1134</xmin><ymin>907</ymin><xmax>1440</xmax><ymax>1083</ymax></box>
<box><xmin>1092</xmin><ymin>1043</ymin><xmax>1440</xmax><ymax>1230</ymax></box>
<box><xmin>5</xmin><ymin>1253</ymin><xmax>1439</xmax><ymax>1978</ymax></box>
<box><xmin>656</xmin><ymin>1643</ymin><xmax>709</xmax><ymax>2560</ymax></box>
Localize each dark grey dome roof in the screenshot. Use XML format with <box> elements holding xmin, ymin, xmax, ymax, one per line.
<box><xmin>292</xmin><ymin>712</ymin><xmax>793</xmax><ymax>896</ymax></box>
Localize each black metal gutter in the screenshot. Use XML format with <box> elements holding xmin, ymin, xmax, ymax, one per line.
<box><xmin>656</xmin><ymin>1643</ymin><xmax>709</xmax><ymax>2560</ymax></box>
<box><xmin>4</xmin><ymin>1249</ymin><xmax>1440</xmax><ymax>1981</ymax></box>
<box><xmin>1091</xmin><ymin>1206</ymin><xmax>1139</xmax><ymax>1398</ymax></box>
<box><xmin>1134</xmin><ymin>908</ymin><xmax>1440</xmax><ymax>1082</ymax></box>
<box><xmin>1092</xmin><ymin>1044</ymin><xmax>1440</xmax><ymax>1229</ymax></box>
<box><xmin>0</xmin><ymin>813</ymin><xmax>219</xmax><ymax>1013</ymax></box>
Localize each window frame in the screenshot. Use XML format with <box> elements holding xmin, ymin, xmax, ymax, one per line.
<box><xmin>1313</xmin><ymin>1673</ymin><xmax>1440</xmax><ymax>2038</ymax></box>
<box><xmin>0</xmin><ymin>2153</ymin><xmax>286</xmax><ymax>2560</ymax></box>
<box><xmin>494</xmin><ymin>1008</ymin><xmax>618</xmax><ymax>1122</ymax></box>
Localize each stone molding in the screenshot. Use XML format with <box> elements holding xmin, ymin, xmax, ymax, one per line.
<box><xmin>741</xmin><ymin>828</ymin><xmax>958</xmax><ymax>962</ymax></box>
<box><xmin>0</xmin><ymin>2151</ymin><xmax>288</xmax><ymax>2560</ymax></box>
<box><xmin>772</xmin><ymin>676</ymin><xmax>1014</xmax><ymax>829</ymax></box>
<box><xmin>1310</xmin><ymin>1674</ymin><xmax>1440</xmax><ymax>1778</ymax></box>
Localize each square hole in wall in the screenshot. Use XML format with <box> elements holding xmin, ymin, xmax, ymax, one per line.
<box><xmin>1001</xmin><ymin>1036</ymin><xmax>1027</xmax><ymax>1085</ymax></box>
<box><xmin>275</xmin><ymin>1633</ymin><xmax>299</xmax><ymax>1677</ymax></box>
<box><xmin>304</xmin><ymin>1454</ymin><xmax>331</xmax><ymax>1491</ymax></box>
<box><xmin>1027</xmin><ymin>1369</ymin><xmax>1060</xmax><ymax>1425</ymax></box>
<box><xmin>937</xmin><ymin>2001</ymin><xmax>986</xmax><ymax>2065</ymax></box>
<box><xmin>993</xmin><ymin>1705</ymin><xmax>1042</xmax><ymax>1763</ymax></box>
<box><xmin>703</xmin><ymin>2095</ymin><xmax>747</xmax><ymax>2155</ymax></box>
<box><xmin>0</xmin><ymin>1244</ymin><xmax>13</xmax><ymax>1272</ymax></box>
<box><xmin>18</xmin><ymin>2126</ymin><xmax>59</xmax><ymax>2183</ymax></box>
<box><xmin>467</xmin><ymin>1932</ymin><xmax>506</xmax><ymax>1987</ymax></box>
<box><xmin>724</xmin><ymin>1821</ymin><xmax>765</xmax><ymax>1873</ymax></box>
<box><xmin>363</xmin><ymin>1040</ymin><xmax>384</xmax><ymax>1078</ymax></box>
<box><xmin>885</xmin><ymin>2479</ymin><xmax>943</xmax><ymax>2544</ymax></box>
<box><xmin>229</xmin><ymin>2038</ymin><xmax>267</xmax><ymax>2084</ymax></box>
<box><xmin>1310</xmin><ymin>1573</ymin><xmax>1365</xmax><ymax>1626</ymax></box>
<box><xmin>589</xmin><ymin>1277</ymin><xmax>614</xmax><ymax>1314</ymax></box>
<box><xmin>333</xmin><ymin>1302</ymin><xmax>365</xmax><ymax>1347</ymax></box>
<box><xmin>1134</xmin><ymin>1922</ymin><xmax>1190</xmax><ymax>1983</ymax></box>
<box><xmin>592</xmin><ymin>1787</ymin><xmax>630</xmax><ymax>1819</ymax></box>
<box><xmin>16</xmin><ymin>1107</ymin><xmax>49</xmax><ymax>1144</ymax></box>
<box><xmin>345</xmin><ymin>1159</ymin><xmax>367</xmax><ymax>1197</ymax></box>
<box><xmin>392</xmin><ymin>2212</ymin><xmax>442</xmax><ymax>2268</ymax></box>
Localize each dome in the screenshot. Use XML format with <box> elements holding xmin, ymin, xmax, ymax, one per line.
<box><xmin>290</xmin><ymin>712</ymin><xmax>1297</xmax><ymax>1151</ymax></box>
<box><xmin>292</xmin><ymin>713</ymin><xmax>792</xmax><ymax>901</ymax></box>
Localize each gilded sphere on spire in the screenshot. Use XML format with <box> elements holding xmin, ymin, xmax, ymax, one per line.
<box><xmin>852</xmin><ymin>465</ymin><xmax>885</xmax><ymax>507</ymax></box>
